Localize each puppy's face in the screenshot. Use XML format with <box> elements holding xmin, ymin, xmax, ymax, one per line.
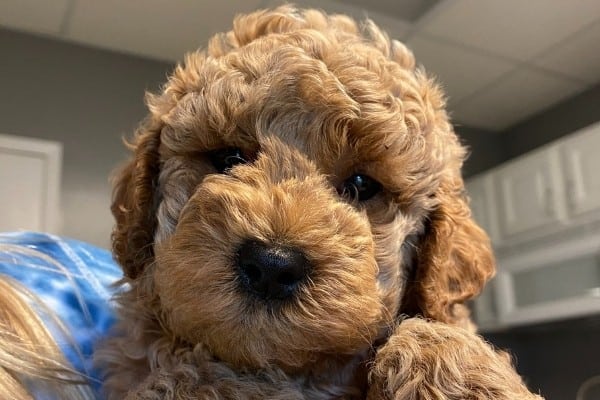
<box><xmin>112</xmin><ymin>8</ymin><xmax>494</xmax><ymax>371</ymax></box>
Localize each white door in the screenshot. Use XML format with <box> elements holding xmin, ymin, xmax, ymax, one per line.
<box><xmin>0</xmin><ymin>134</ymin><xmax>62</xmax><ymax>233</ymax></box>
<box><xmin>495</xmin><ymin>144</ymin><xmax>567</xmax><ymax>239</ymax></box>
<box><xmin>561</xmin><ymin>121</ymin><xmax>600</xmax><ymax>220</ymax></box>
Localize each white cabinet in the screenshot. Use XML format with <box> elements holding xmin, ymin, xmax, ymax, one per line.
<box><xmin>494</xmin><ymin>231</ymin><xmax>600</xmax><ymax>327</ymax></box>
<box><xmin>466</xmin><ymin>121</ymin><xmax>600</xmax><ymax>246</ymax></box>
<box><xmin>561</xmin><ymin>122</ymin><xmax>600</xmax><ymax>221</ymax></box>
<box><xmin>467</xmin><ymin>121</ymin><xmax>600</xmax><ymax>330</ymax></box>
<box><xmin>0</xmin><ymin>134</ymin><xmax>62</xmax><ymax>233</ymax></box>
<box><xmin>495</xmin><ymin>145</ymin><xmax>568</xmax><ymax>239</ymax></box>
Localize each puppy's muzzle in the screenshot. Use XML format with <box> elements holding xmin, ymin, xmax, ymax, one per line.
<box><xmin>236</xmin><ymin>240</ymin><xmax>310</xmax><ymax>300</ymax></box>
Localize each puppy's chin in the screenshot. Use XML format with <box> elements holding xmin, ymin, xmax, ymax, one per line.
<box><xmin>150</xmin><ymin>194</ymin><xmax>395</xmax><ymax>370</ymax></box>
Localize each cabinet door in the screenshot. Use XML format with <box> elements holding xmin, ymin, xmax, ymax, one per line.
<box><xmin>561</xmin><ymin>122</ymin><xmax>600</xmax><ymax>219</ymax></box>
<box><xmin>0</xmin><ymin>134</ymin><xmax>62</xmax><ymax>233</ymax></box>
<box><xmin>495</xmin><ymin>232</ymin><xmax>600</xmax><ymax>327</ymax></box>
<box><xmin>467</xmin><ymin>174</ymin><xmax>501</xmax><ymax>246</ymax></box>
<box><xmin>495</xmin><ymin>145</ymin><xmax>567</xmax><ymax>238</ymax></box>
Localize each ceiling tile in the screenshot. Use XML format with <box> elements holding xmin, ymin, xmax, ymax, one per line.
<box><xmin>342</xmin><ymin>0</ymin><xmax>440</xmax><ymax>23</ymax></box>
<box><xmin>420</xmin><ymin>0</ymin><xmax>600</xmax><ymax>61</ymax></box>
<box><xmin>534</xmin><ymin>20</ymin><xmax>600</xmax><ymax>84</ymax></box>
<box><xmin>270</xmin><ymin>0</ymin><xmax>411</xmax><ymax>39</ymax></box>
<box><xmin>66</xmin><ymin>0</ymin><xmax>264</xmax><ymax>62</ymax></box>
<box><xmin>0</xmin><ymin>0</ymin><xmax>70</xmax><ymax>34</ymax></box>
<box><xmin>407</xmin><ymin>34</ymin><xmax>516</xmax><ymax>105</ymax></box>
<box><xmin>452</xmin><ymin>67</ymin><xmax>587</xmax><ymax>131</ymax></box>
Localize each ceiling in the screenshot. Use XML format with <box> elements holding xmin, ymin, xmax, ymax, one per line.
<box><xmin>1</xmin><ymin>0</ymin><xmax>599</xmax><ymax>131</ymax></box>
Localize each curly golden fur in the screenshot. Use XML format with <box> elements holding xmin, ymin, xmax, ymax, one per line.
<box><xmin>97</xmin><ymin>6</ymin><xmax>542</xmax><ymax>399</ymax></box>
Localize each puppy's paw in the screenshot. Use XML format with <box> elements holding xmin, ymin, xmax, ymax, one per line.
<box><xmin>367</xmin><ymin>318</ymin><xmax>543</xmax><ymax>399</ymax></box>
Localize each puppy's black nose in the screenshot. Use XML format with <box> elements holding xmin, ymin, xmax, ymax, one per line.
<box><xmin>236</xmin><ymin>240</ymin><xmax>309</xmax><ymax>300</ymax></box>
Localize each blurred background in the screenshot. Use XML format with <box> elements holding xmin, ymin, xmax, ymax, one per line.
<box><xmin>0</xmin><ymin>1</ymin><xmax>599</xmax><ymax>398</ymax></box>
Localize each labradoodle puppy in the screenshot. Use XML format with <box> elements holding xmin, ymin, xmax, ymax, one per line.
<box><xmin>97</xmin><ymin>6</ymin><xmax>543</xmax><ymax>399</ymax></box>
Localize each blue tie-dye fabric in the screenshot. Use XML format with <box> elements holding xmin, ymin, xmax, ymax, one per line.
<box><xmin>0</xmin><ymin>231</ymin><xmax>122</xmax><ymax>397</ymax></box>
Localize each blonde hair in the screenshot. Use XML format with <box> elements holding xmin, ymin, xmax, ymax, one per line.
<box><xmin>0</xmin><ymin>274</ymin><xmax>94</xmax><ymax>400</ymax></box>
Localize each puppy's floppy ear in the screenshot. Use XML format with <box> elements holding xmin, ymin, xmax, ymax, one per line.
<box><xmin>402</xmin><ymin>177</ymin><xmax>495</xmax><ymax>327</ymax></box>
<box><xmin>111</xmin><ymin>118</ymin><xmax>162</xmax><ymax>279</ymax></box>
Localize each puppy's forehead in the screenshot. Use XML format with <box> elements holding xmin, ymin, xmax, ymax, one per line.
<box><xmin>159</xmin><ymin>25</ymin><xmax>451</xmax><ymax>194</ymax></box>
<box><xmin>230</xmin><ymin>42</ymin><xmax>361</xmax><ymax>155</ymax></box>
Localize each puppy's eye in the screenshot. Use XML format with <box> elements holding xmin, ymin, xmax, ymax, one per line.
<box><xmin>339</xmin><ymin>174</ymin><xmax>381</xmax><ymax>202</ymax></box>
<box><xmin>209</xmin><ymin>147</ymin><xmax>248</xmax><ymax>173</ymax></box>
